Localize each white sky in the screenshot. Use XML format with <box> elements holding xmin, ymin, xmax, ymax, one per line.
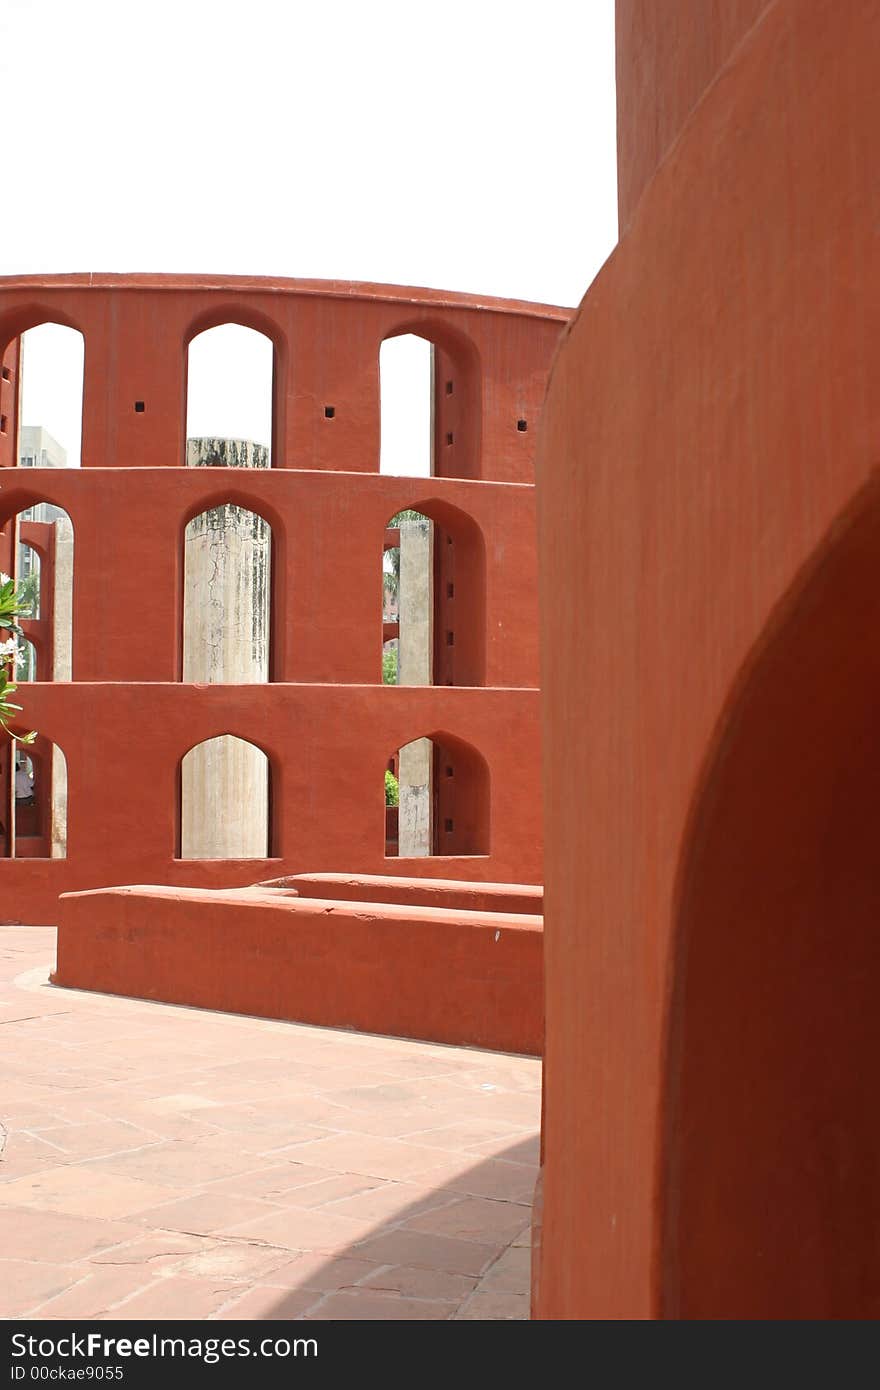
<box><xmin>1</xmin><ymin>0</ymin><xmax>618</xmax><ymax>473</ymax></box>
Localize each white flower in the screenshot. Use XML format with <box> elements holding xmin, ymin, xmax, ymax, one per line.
<box><xmin>0</xmin><ymin>636</ymin><xmax>18</xmax><ymax>659</ymax></box>
<box><xmin>0</xmin><ymin>573</ymin><xmax>10</xmax><ymax>586</ymax></box>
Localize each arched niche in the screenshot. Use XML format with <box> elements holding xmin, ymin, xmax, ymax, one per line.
<box><xmin>380</xmin><ymin>322</ymin><xmax>481</xmax><ymax>480</ymax></box>
<box><xmin>664</xmin><ymin>479</ymin><xmax>880</xmax><ymax>1319</ymax></box>
<box><xmin>178</xmin><ymin>733</ymin><xmax>271</xmax><ymax>860</ymax></box>
<box><xmin>185</xmin><ymin>319</ymin><xmax>278</xmax><ymax>466</ymax></box>
<box><xmin>14</xmin><ymin>322</ymin><xmax>84</xmax><ymax>470</ymax></box>
<box><xmin>385</xmin><ymin>729</ymin><xmax>489</xmax><ymax>858</ymax></box>
<box><xmin>0</xmin><ymin>501</ymin><xmax>74</xmax><ymax>682</ymax></box>
<box><xmin>181</xmin><ymin>499</ymin><xmax>273</xmax><ymax>684</ymax></box>
<box><xmin>3</xmin><ymin>736</ymin><xmax>67</xmax><ymax>859</ymax></box>
<box><xmin>380</xmin><ymin>499</ymin><xmax>485</xmax><ymax>687</ymax></box>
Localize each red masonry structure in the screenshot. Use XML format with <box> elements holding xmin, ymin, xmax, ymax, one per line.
<box><xmin>0</xmin><ymin>275</ymin><xmax>568</xmax><ymax>929</ymax></box>
<box><xmin>536</xmin><ymin>0</ymin><xmax>880</xmax><ymax>1320</ymax></box>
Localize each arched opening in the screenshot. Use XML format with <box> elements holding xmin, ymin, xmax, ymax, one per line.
<box><xmin>0</xmin><ymin>504</ymin><xmax>75</xmax><ymax>683</ymax></box>
<box><xmin>17</xmin><ymin>542</ymin><xmax>40</xmax><ymax>617</ymax></box>
<box><xmin>664</xmin><ymin>480</ymin><xmax>880</xmax><ymax>1319</ymax></box>
<box><xmin>2</xmin><ymin>737</ymin><xmax>67</xmax><ymax>859</ymax></box>
<box><xmin>181</xmin><ymin>502</ymin><xmax>272</xmax><ymax>684</ymax></box>
<box><xmin>179</xmin><ymin>734</ymin><xmax>270</xmax><ymax>859</ymax></box>
<box><xmin>381</xmin><ymin>501</ymin><xmax>485</xmax><ymax>687</ymax></box>
<box><xmin>17</xmin><ymin>323</ymin><xmax>84</xmax><ymax>470</ymax></box>
<box><xmin>380</xmin><ymin>336</ymin><xmax>432</xmax><ymax>478</ymax></box>
<box><xmin>385</xmin><ymin>731</ymin><xmax>489</xmax><ymax>858</ymax></box>
<box><xmin>380</xmin><ymin>327</ymin><xmax>480</xmax><ymax>480</ymax></box>
<box><xmin>186</xmin><ymin>325</ymin><xmax>274</xmax><ymax>468</ymax></box>
<box><xmin>15</xmin><ymin>637</ymin><xmax>37</xmax><ymax>683</ymax></box>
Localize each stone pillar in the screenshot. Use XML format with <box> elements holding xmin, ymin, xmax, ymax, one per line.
<box><xmin>181</xmin><ymin>438</ymin><xmax>270</xmax><ymax>859</ymax></box>
<box><xmin>397</xmin><ymin>517</ymin><xmax>433</xmax><ymax>857</ymax></box>
<box><xmin>51</xmin><ymin>515</ymin><xmax>73</xmax><ymax>857</ymax></box>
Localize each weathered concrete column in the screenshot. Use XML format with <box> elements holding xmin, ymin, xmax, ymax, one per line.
<box><xmin>397</xmin><ymin>516</ymin><xmax>433</xmax><ymax>857</ymax></box>
<box><xmin>51</xmin><ymin>515</ymin><xmax>73</xmax><ymax>858</ymax></box>
<box><xmin>181</xmin><ymin>439</ymin><xmax>270</xmax><ymax>859</ymax></box>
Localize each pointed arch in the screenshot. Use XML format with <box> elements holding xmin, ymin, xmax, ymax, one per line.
<box><xmin>665</xmin><ymin>478</ymin><xmax>880</xmax><ymax>1318</ymax></box>
<box><xmin>178</xmin><ymin>732</ymin><xmax>272</xmax><ymax>859</ymax></box>
<box><xmin>380</xmin><ymin>320</ymin><xmax>481</xmax><ymax>480</ymax></box>
<box><xmin>184</xmin><ymin>315</ymin><xmax>282</xmax><ymax>466</ymax></box>
<box><xmin>380</xmin><ymin>497</ymin><xmax>485</xmax><ymax>687</ymax></box>
<box><xmin>385</xmin><ymin>727</ymin><xmax>489</xmax><ymax>858</ymax></box>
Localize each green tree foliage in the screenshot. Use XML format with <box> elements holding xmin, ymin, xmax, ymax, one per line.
<box><xmin>384</xmin><ymin>770</ymin><xmax>399</xmax><ymax>806</ymax></box>
<box><xmin>0</xmin><ymin>574</ymin><xmax>36</xmax><ymax>745</ymax></box>
<box><xmin>382</xmin><ymin>647</ymin><xmax>398</xmax><ymax>685</ymax></box>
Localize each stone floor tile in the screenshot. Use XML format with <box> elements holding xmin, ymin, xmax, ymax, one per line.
<box><xmin>466</xmin><ymin>1134</ymin><xmax>542</xmax><ymax>1164</ymax></box>
<box><xmin>0</xmin><ymin>1207</ymin><xmax>142</xmax><ymax>1262</ymax></box>
<box><xmin>208</xmin><ymin>1286</ymin><xmax>321</xmax><ymax>1320</ymax></box>
<box><xmin>171</xmin><ymin>1241</ymin><xmax>296</xmax><ymax>1283</ymax></box>
<box><xmin>479</xmin><ymin>1245</ymin><xmax>532</xmax><ymax>1294</ymax></box>
<box><xmin>455</xmin><ymin>1288</ymin><xmax>530</xmax><ymax>1320</ymax></box>
<box><xmin>286</xmin><ymin>1134</ymin><xmax>464</xmax><ymax>1180</ymax></box>
<box><xmin>305</xmin><ymin>1290</ymin><xmax>452</xmax><ymax>1320</ymax></box>
<box><xmin>322</xmin><ymin>1180</ymin><xmax>460</xmax><ymax>1225</ymax></box>
<box><xmin>404</xmin><ymin>1197</ymin><xmax>531</xmax><ymax>1244</ymax></box>
<box><xmin>260</xmin><ymin>1252</ymin><xmax>380</xmax><ymax>1291</ymax></box>
<box><xmin>272</xmin><ymin>1173</ymin><xmax>388</xmax><ymax>1210</ymax></box>
<box><xmin>81</xmin><ymin>1139</ymin><xmax>261</xmax><ymax>1186</ymax></box>
<box><xmin>352</xmin><ymin>1230</ymin><xmax>502</xmax><ymax>1278</ymax></box>
<box><xmin>0</xmin><ymin>1260</ymin><xmax>82</xmax><ymax>1318</ymax></box>
<box><xmin>202</xmin><ymin>1163</ymin><xmax>341</xmax><ymax>1201</ymax></box>
<box><xmin>132</xmin><ymin>1192</ymin><xmax>278</xmax><ymax>1233</ymax></box>
<box><xmin>106</xmin><ymin>1276</ymin><xmax>245</xmax><ymax>1321</ymax></box>
<box><xmin>360</xmin><ymin>1264</ymin><xmax>478</xmax><ymax>1302</ymax></box>
<box><xmin>90</xmin><ymin>1231</ymin><xmax>214</xmax><ymax>1267</ymax></box>
<box><xmin>220</xmin><ymin>1205</ymin><xmax>377</xmax><ymax>1252</ymax></box>
<box><xmin>33</xmin><ymin>1121</ymin><xmax>164</xmax><ymax>1159</ymax></box>
<box><xmin>1</xmin><ymin>930</ymin><xmax>540</xmax><ymax>1322</ymax></box>
<box><xmin>397</xmin><ymin>1120</ymin><xmax>534</xmax><ymax>1152</ymax></box>
<box><xmin>0</xmin><ymin>1166</ymin><xmax>180</xmax><ymax>1219</ymax></box>
<box><xmin>26</xmin><ymin>1265</ymin><xmax>156</xmax><ymax>1319</ymax></box>
<box><xmin>433</xmin><ymin>1158</ymin><xmax>538</xmax><ymax>1204</ymax></box>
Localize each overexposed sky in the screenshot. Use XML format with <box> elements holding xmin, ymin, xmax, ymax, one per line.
<box><xmin>1</xmin><ymin>0</ymin><xmax>618</xmax><ymax>471</ymax></box>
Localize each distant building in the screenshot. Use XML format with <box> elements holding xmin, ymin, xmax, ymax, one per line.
<box><xmin>19</xmin><ymin>426</ymin><xmax>68</xmax><ymax>530</ymax></box>
<box><xmin>19</xmin><ymin>424</ymin><xmax>67</xmax><ymax>472</ymax></box>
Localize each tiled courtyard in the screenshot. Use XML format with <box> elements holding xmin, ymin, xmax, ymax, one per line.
<box><xmin>0</xmin><ymin>926</ymin><xmax>539</xmax><ymax>1321</ymax></box>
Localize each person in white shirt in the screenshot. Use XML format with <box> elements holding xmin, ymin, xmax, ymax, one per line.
<box><xmin>14</xmin><ymin>761</ymin><xmax>34</xmax><ymax>806</ymax></box>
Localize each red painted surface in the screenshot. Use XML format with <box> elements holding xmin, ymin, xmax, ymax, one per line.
<box><xmin>55</xmin><ymin>883</ymin><xmax>543</xmax><ymax>1056</ymax></box>
<box><xmin>536</xmin><ymin>0</ymin><xmax>880</xmax><ymax>1319</ymax></box>
<box><xmin>0</xmin><ymin>276</ymin><xmax>569</xmax><ymax>924</ymax></box>
<box><xmin>265</xmin><ymin>871</ymin><xmax>542</xmax><ymax>915</ymax></box>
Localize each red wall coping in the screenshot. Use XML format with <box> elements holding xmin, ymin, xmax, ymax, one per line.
<box><xmin>0</xmin><ymin>273</ymin><xmax>573</xmax><ymax>323</ymax></box>
<box><xmin>261</xmin><ymin>872</ymin><xmax>543</xmax><ymax>914</ymax></box>
<box><xmin>54</xmin><ymin>884</ymin><xmax>543</xmax><ymax>1056</ymax></box>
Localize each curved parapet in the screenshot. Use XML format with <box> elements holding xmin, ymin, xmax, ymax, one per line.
<box><xmin>537</xmin><ymin>0</ymin><xmax>880</xmax><ymax>1319</ymax></box>
<box><xmin>0</xmin><ymin>277</ymin><xmax>569</xmax><ymax>922</ymax></box>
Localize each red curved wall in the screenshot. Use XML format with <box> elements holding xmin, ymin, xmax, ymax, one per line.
<box><xmin>537</xmin><ymin>0</ymin><xmax>880</xmax><ymax>1319</ymax></box>
<box><xmin>0</xmin><ymin>276</ymin><xmax>569</xmax><ymax>923</ymax></box>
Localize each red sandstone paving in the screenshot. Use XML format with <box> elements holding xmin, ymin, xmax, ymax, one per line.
<box><xmin>1</xmin><ymin>927</ymin><xmax>539</xmax><ymax>1321</ymax></box>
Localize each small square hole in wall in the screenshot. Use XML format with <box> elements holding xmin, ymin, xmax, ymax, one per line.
<box><xmin>517</xmin><ymin>418</ymin><xmax>528</xmax><ymax>432</ymax></box>
<box><xmin>446</xmin><ymin>582</ymin><xmax>454</xmax><ymax>599</ymax></box>
<box><xmin>0</xmin><ymin>415</ymin><xmax>6</xmax><ymax>434</ymax></box>
<box><xmin>324</xmin><ymin>405</ymin><xmax>335</xmax><ymax>419</ymax></box>
<box><xmin>134</xmin><ymin>401</ymin><xmax>145</xmax><ymax>413</ymax></box>
<box><xmin>1</xmin><ymin>367</ymin><xmax>10</xmax><ymax>382</ymax></box>
<box><xmin>445</xmin><ymin>380</ymin><xmax>454</xmax><ymax>395</ymax></box>
<box><xmin>446</xmin><ymin>630</ymin><xmax>455</xmax><ymax>646</ymax></box>
<box><xmin>445</xmin><ymin>765</ymin><xmax>454</xmax><ymax>778</ymax></box>
<box><xmin>445</xmin><ymin>432</ymin><xmax>454</xmax><ymax>446</ymax></box>
<box><xmin>444</xmin><ymin>818</ymin><xmax>454</xmax><ymax>833</ymax></box>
